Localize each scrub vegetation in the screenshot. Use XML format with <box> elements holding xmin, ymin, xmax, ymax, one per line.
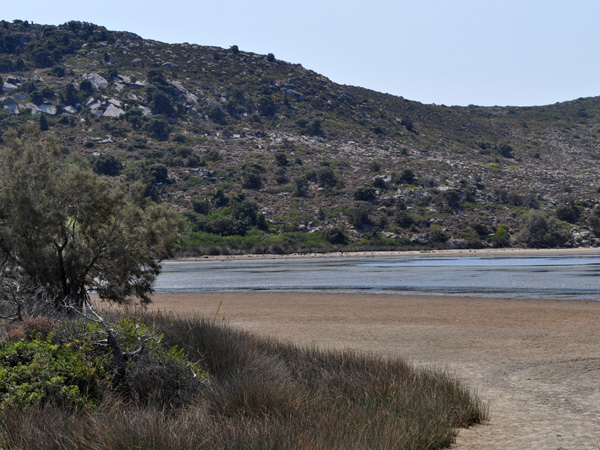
<box><xmin>0</xmin><ymin>312</ymin><xmax>487</xmax><ymax>449</ymax></box>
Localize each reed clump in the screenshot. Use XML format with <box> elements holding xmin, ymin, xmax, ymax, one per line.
<box><xmin>0</xmin><ymin>312</ymin><xmax>487</xmax><ymax>449</ymax></box>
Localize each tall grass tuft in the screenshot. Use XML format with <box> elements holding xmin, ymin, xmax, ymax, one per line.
<box><xmin>0</xmin><ymin>313</ymin><xmax>487</xmax><ymax>449</ymax></box>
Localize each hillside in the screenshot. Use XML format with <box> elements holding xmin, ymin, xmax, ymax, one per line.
<box><xmin>0</xmin><ymin>20</ymin><xmax>599</xmax><ymax>252</ymax></box>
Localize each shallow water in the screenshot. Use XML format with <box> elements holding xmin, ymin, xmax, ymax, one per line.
<box><xmin>155</xmin><ymin>254</ymin><xmax>600</xmax><ymax>300</ymax></box>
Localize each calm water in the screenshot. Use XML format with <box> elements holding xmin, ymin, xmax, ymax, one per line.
<box><xmin>155</xmin><ymin>254</ymin><xmax>600</xmax><ymax>300</ymax></box>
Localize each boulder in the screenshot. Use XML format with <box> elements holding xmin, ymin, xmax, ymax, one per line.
<box><xmin>63</xmin><ymin>106</ymin><xmax>78</xmax><ymax>114</ymax></box>
<box><xmin>445</xmin><ymin>239</ymin><xmax>468</xmax><ymax>249</ymax></box>
<box><xmin>281</xmin><ymin>88</ymin><xmax>305</xmax><ymax>101</ymax></box>
<box><xmin>3</xmin><ymin>97</ymin><xmax>18</xmax><ymax>114</ymax></box>
<box><xmin>138</xmin><ymin>105</ymin><xmax>153</xmax><ymax>116</ymax></box>
<box><xmin>37</xmin><ymin>104</ymin><xmax>57</xmax><ymax>115</ymax></box>
<box><xmin>3</xmin><ymin>83</ymin><xmax>18</xmax><ymax>93</ymax></box>
<box><xmin>116</xmin><ymin>75</ymin><xmax>132</xmax><ymax>84</ymax></box>
<box><xmin>169</xmin><ymin>80</ymin><xmax>187</xmax><ymax>93</ymax></box>
<box><xmin>87</xmin><ymin>99</ymin><xmax>103</xmax><ymax>111</ymax></box>
<box><xmin>83</xmin><ymin>73</ymin><xmax>109</xmax><ymax>90</ymax></box>
<box><xmin>178</xmin><ymin>92</ymin><xmax>198</xmax><ymax>107</ymax></box>
<box><xmin>103</xmin><ymin>104</ymin><xmax>125</xmax><ymax>118</ymax></box>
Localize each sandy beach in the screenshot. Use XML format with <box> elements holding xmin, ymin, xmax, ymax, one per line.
<box><xmin>176</xmin><ymin>246</ymin><xmax>600</xmax><ymax>262</ymax></box>
<box><xmin>138</xmin><ymin>291</ymin><xmax>600</xmax><ymax>449</ymax></box>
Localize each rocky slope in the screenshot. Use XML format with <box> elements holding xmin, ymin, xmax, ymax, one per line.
<box><xmin>0</xmin><ymin>20</ymin><xmax>599</xmax><ymax>250</ymax></box>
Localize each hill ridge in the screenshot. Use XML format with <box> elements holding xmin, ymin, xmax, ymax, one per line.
<box><xmin>0</xmin><ymin>19</ymin><xmax>599</xmax><ymax>251</ymax></box>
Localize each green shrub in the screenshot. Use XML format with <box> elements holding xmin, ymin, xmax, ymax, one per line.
<box><xmin>317</xmin><ymin>167</ymin><xmax>337</xmax><ymax>187</ymax></box>
<box><xmin>353</xmin><ymin>185</ymin><xmax>376</xmax><ymax>202</ymax></box>
<box><xmin>497</xmin><ymin>143</ymin><xmax>514</xmax><ymax>158</ymax></box>
<box><xmin>0</xmin><ymin>330</ymin><xmax>111</xmax><ymax>409</ymax></box>
<box><xmin>516</xmin><ymin>211</ymin><xmax>570</xmax><ymax>248</ymax></box>
<box><xmin>275</xmin><ymin>152</ymin><xmax>288</xmax><ymax>167</ymax></box>
<box><xmin>588</xmin><ymin>205</ymin><xmax>600</xmax><ymax>235</ymax></box>
<box><xmin>395</xmin><ymin>169</ymin><xmax>416</xmax><ymax>185</ymax></box>
<box><xmin>91</xmin><ymin>154</ymin><xmax>122</xmax><ymax>176</ymax></box>
<box><xmin>489</xmin><ymin>225</ymin><xmax>510</xmax><ymax>248</ymax></box>
<box><xmin>242</xmin><ymin>168</ymin><xmax>263</xmax><ymax>190</ymax></box>
<box><xmin>555</xmin><ymin>202</ymin><xmax>580</xmax><ymax>224</ymax></box>
<box><xmin>142</xmin><ymin>115</ymin><xmax>171</xmax><ymax>140</ymax></box>
<box><xmin>395</xmin><ymin>209</ymin><xmax>414</xmax><ymax>229</ymax></box>
<box><xmin>0</xmin><ymin>314</ymin><xmax>207</xmax><ymax>411</ymax></box>
<box><xmin>38</xmin><ymin>114</ymin><xmax>48</xmax><ymax>131</ymax></box>
<box><xmin>429</xmin><ymin>226</ymin><xmax>449</xmax><ymax>243</ymax></box>
<box><xmin>401</xmin><ymin>118</ymin><xmax>414</xmax><ymax>131</ymax></box>
<box><xmin>349</xmin><ymin>202</ymin><xmax>373</xmax><ymax>227</ymax></box>
<box><xmin>323</xmin><ymin>227</ymin><xmax>347</xmax><ymax>244</ymax></box>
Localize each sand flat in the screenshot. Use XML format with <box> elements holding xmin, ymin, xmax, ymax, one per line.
<box><xmin>135</xmin><ymin>291</ymin><xmax>600</xmax><ymax>449</ymax></box>
<box><xmin>176</xmin><ymin>246</ymin><xmax>600</xmax><ymax>262</ymax></box>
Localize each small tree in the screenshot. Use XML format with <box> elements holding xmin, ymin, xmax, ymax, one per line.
<box><xmin>91</xmin><ymin>154</ymin><xmax>123</xmax><ymax>176</ymax></box>
<box><xmin>588</xmin><ymin>205</ymin><xmax>600</xmax><ymax>235</ymax></box>
<box><xmin>354</xmin><ymin>185</ymin><xmax>376</xmax><ymax>202</ymax></box>
<box><xmin>396</xmin><ymin>169</ymin><xmax>416</xmax><ymax>185</ymax></box>
<box><xmin>39</xmin><ymin>114</ymin><xmax>49</xmax><ymax>131</ymax></box>
<box><xmin>323</xmin><ymin>227</ymin><xmax>347</xmax><ymax>245</ymax></box>
<box><xmin>349</xmin><ymin>202</ymin><xmax>373</xmax><ymax>228</ymax></box>
<box><xmin>516</xmin><ymin>211</ymin><xmax>569</xmax><ymax>248</ymax></box>
<box><xmin>555</xmin><ymin>202</ymin><xmax>580</xmax><ymax>224</ymax></box>
<box><xmin>489</xmin><ymin>225</ymin><xmax>510</xmax><ymax>248</ymax></box>
<box><xmin>0</xmin><ymin>127</ymin><xmax>181</xmax><ymax>310</ymax></box>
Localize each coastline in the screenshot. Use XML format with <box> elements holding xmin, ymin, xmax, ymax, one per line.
<box><xmin>172</xmin><ymin>246</ymin><xmax>600</xmax><ymax>262</ymax></box>
<box><xmin>137</xmin><ymin>291</ymin><xmax>600</xmax><ymax>449</ymax></box>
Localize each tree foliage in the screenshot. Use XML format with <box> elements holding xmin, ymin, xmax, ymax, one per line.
<box><xmin>588</xmin><ymin>205</ymin><xmax>600</xmax><ymax>236</ymax></box>
<box><xmin>0</xmin><ymin>127</ymin><xmax>181</xmax><ymax>309</ymax></box>
<box><xmin>516</xmin><ymin>211</ymin><xmax>569</xmax><ymax>248</ymax></box>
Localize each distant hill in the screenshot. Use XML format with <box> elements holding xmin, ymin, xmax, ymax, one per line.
<box><xmin>0</xmin><ymin>20</ymin><xmax>599</xmax><ymax>253</ymax></box>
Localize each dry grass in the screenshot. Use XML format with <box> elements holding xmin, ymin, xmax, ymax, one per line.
<box><xmin>0</xmin><ymin>313</ymin><xmax>487</xmax><ymax>449</ymax></box>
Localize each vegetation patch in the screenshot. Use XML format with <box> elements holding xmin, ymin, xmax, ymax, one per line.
<box><xmin>0</xmin><ymin>313</ymin><xmax>487</xmax><ymax>449</ymax></box>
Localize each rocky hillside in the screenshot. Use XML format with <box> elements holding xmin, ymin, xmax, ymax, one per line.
<box><xmin>1</xmin><ymin>20</ymin><xmax>599</xmax><ymax>251</ymax></box>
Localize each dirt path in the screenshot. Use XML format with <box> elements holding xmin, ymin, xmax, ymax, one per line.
<box><xmin>142</xmin><ymin>292</ymin><xmax>600</xmax><ymax>449</ymax></box>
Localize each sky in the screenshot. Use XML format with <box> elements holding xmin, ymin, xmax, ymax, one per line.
<box><xmin>3</xmin><ymin>0</ymin><xmax>599</xmax><ymax>107</ymax></box>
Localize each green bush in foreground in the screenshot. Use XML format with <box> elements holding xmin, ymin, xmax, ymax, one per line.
<box><xmin>0</xmin><ymin>313</ymin><xmax>487</xmax><ymax>449</ymax></box>
<box><xmin>0</xmin><ymin>334</ymin><xmax>110</xmax><ymax>409</ymax></box>
<box><xmin>0</xmin><ymin>315</ymin><xmax>206</xmax><ymax>411</ymax></box>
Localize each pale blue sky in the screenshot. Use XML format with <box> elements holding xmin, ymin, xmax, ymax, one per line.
<box><xmin>3</xmin><ymin>1</ymin><xmax>599</xmax><ymax>106</ymax></box>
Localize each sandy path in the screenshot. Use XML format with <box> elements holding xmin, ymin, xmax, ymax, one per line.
<box><xmin>138</xmin><ymin>292</ymin><xmax>600</xmax><ymax>449</ymax></box>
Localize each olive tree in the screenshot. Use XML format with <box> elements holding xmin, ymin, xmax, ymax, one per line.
<box><xmin>0</xmin><ymin>127</ymin><xmax>181</xmax><ymax>310</ymax></box>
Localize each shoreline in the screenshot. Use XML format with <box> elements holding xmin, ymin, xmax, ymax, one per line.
<box><xmin>137</xmin><ymin>291</ymin><xmax>600</xmax><ymax>449</ymax></box>
<box><xmin>172</xmin><ymin>246</ymin><xmax>600</xmax><ymax>262</ymax></box>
